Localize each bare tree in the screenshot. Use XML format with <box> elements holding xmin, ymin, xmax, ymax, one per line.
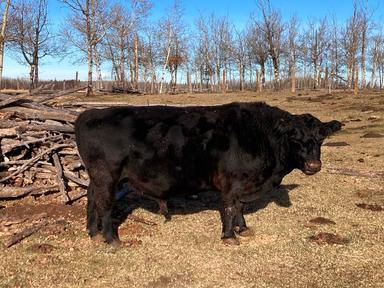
<box><xmin>232</xmin><ymin>28</ymin><xmax>246</xmax><ymax>91</ymax></box>
<box><xmin>0</xmin><ymin>0</ymin><xmax>11</xmax><ymax>87</ymax></box>
<box><xmin>246</xmin><ymin>21</ymin><xmax>268</xmax><ymax>91</ymax></box>
<box><xmin>210</xmin><ymin>14</ymin><xmax>232</xmax><ymax>92</ymax></box>
<box><xmin>140</xmin><ymin>25</ymin><xmax>160</xmax><ymax>93</ymax></box>
<box><xmin>306</xmin><ymin>18</ymin><xmax>329</xmax><ymax>89</ymax></box>
<box><xmin>370</xmin><ymin>31</ymin><xmax>384</xmax><ymax>89</ymax></box>
<box><xmin>257</xmin><ymin>0</ymin><xmax>284</xmax><ymax>90</ymax></box>
<box><xmin>329</xmin><ymin>14</ymin><xmax>341</xmax><ymax>88</ymax></box>
<box><xmin>8</xmin><ymin>0</ymin><xmax>58</xmax><ymax>90</ymax></box>
<box><xmin>61</xmin><ymin>0</ymin><xmax>108</xmax><ymax>96</ymax></box>
<box><xmin>194</xmin><ymin>14</ymin><xmax>214</xmax><ymax>92</ymax></box>
<box><xmin>341</xmin><ymin>1</ymin><xmax>360</xmax><ymax>89</ymax></box>
<box><xmin>358</xmin><ymin>0</ymin><xmax>371</xmax><ymax>89</ymax></box>
<box><xmin>158</xmin><ymin>0</ymin><xmax>186</xmax><ymax>94</ymax></box>
<box><xmin>102</xmin><ymin>3</ymin><xmax>131</xmax><ymax>85</ymax></box>
<box><xmin>287</xmin><ymin>16</ymin><xmax>298</xmax><ymax>92</ymax></box>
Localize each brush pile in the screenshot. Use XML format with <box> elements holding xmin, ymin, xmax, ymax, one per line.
<box><xmin>0</xmin><ymin>87</ymin><xmax>90</xmax><ymax>203</ymax></box>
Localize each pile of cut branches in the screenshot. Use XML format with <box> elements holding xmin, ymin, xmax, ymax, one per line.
<box><xmin>0</xmin><ymin>87</ymin><xmax>89</xmax><ymax>203</ymax></box>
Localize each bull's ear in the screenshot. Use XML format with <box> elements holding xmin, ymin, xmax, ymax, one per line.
<box><xmin>320</xmin><ymin>120</ymin><xmax>342</xmax><ymax>137</ymax></box>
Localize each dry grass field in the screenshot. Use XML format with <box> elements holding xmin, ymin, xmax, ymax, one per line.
<box><xmin>1</xmin><ymin>90</ymin><xmax>383</xmax><ymax>288</ymax></box>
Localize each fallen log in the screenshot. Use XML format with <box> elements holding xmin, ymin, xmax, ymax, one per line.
<box><xmin>38</xmin><ymin>86</ymin><xmax>87</xmax><ymax>104</ymax></box>
<box><xmin>0</xmin><ymin>122</ymin><xmax>74</xmax><ymax>136</ymax></box>
<box><xmin>63</xmin><ymin>170</ymin><xmax>89</xmax><ymax>187</ymax></box>
<box><xmin>1</xmin><ymin>106</ymin><xmax>77</xmax><ymax>123</ymax></box>
<box><xmin>0</xmin><ymin>144</ymin><xmax>72</xmax><ymax>183</ymax></box>
<box><xmin>4</xmin><ymin>221</ymin><xmax>48</xmax><ymax>248</ymax></box>
<box><xmin>1</xmin><ymin>135</ymin><xmax>63</xmax><ymax>154</ymax></box>
<box><xmin>0</xmin><ymin>127</ymin><xmax>17</xmax><ymax>138</ymax></box>
<box><xmin>52</xmin><ymin>153</ymin><xmax>70</xmax><ymax>203</ymax></box>
<box><xmin>0</xmin><ymin>185</ymin><xmax>59</xmax><ymax>199</ymax></box>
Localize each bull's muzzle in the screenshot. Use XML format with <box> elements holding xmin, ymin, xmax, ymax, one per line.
<box><xmin>302</xmin><ymin>159</ymin><xmax>322</xmax><ymax>175</ymax></box>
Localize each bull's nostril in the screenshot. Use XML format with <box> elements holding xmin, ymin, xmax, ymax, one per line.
<box><xmin>305</xmin><ymin>160</ymin><xmax>322</xmax><ymax>171</ymax></box>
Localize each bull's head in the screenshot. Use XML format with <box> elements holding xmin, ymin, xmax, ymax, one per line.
<box><xmin>278</xmin><ymin>114</ymin><xmax>342</xmax><ymax>175</ymax></box>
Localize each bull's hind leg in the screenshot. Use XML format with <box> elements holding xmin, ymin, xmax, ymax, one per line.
<box><xmin>88</xmin><ymin>164</ymin><xmax>120</xmax><ymax>245</ymax></box>
<box><xmin>95</xmin><ymin>179</ymin><xmax>120</xmax><ymax>244</ymax></box>
<box><xmin>87</xmin><ymin>181</ymin><xmax>102</xmax><ymax>239</ymax></box>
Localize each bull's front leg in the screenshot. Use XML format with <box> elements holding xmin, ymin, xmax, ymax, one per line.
<box><xmin>220</xmin><ymin>196</ymin><xmax>240</xmax><ymax>245</ymax></box>
<box><xmin>234</xmin><ymin>201</ymin><xmax>254</xmax><ymax>237</ymax></box>
<box><xmin>214</xmin><ymin>171</ymin><xmax>241</xmax><ymax>245</ymax></box>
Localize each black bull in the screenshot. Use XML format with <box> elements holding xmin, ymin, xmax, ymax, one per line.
<box><xmin>75</xmin><ymin>102</ymin><xmax>342</xmax><ymax>245</ymax></box>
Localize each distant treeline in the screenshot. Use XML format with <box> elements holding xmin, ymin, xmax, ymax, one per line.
<box><xmin>2</xmin><ymin>0</ymin><xmax>384</xmax><ymax>95</ymax></box>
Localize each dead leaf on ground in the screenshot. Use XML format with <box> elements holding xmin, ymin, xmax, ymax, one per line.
<box><xmin>309</xmin><ymin>217</ymin><xmax>336</xmax><ymax>225</ymax></box>
<box><xmin>356</xmin><ymin>203</ymin><xmax>384</xmax><ymax>211</ymax></box>
<box><xmin>309</xmin><ymin>232</ymin><xmax>348</xmax><ymax>245</ymax></box>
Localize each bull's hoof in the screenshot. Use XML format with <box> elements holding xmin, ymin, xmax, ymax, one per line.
<box><xmin>90</xmin><ymin>234</ymin><xmax>105</xmax><ymax>242</ymax></box>
<box><xmin>222</xmin><ymin>237</ymin><xmax>240</xmax><ymax>245</ymax></box>
<box><xmin>109</xmin><ymin>238</ymin><xmax>122</xmax><ymax>247</ymax></box>
<box><xmin>237</xmin><ymin>227</ymin><xmax>254</xmax><ymax>237</ymax></box>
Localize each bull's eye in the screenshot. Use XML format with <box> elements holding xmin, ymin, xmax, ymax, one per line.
<box><xmin>304</xmin><ymin>140</ymin><xmax>314</xmax><ymax>150</ymax></box>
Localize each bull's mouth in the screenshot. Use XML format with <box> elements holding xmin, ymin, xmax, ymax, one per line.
<box><xmin>301</xmin><ymin>160</ymin><xmax>322</xmax><ymax>176</ymax></box>
<box><xmin>302</xmin><ymin>169</ymin><xmax>319</xmax><ymax>175</ymax></box>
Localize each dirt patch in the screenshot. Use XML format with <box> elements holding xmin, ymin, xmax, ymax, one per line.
<box><xmin>361</xmin><ymin>133</ymin><xmax>384</xmax><ymax>138</ymax></box>
<box><xmin>27</xmin><ymin>243</ymin><xmax>56</xmax><ymax>253</ymax></box>
<box><xmin>309</xmin><ymin>232</ymin><xmax>349</xmax><ymax>245</ymax></box>
<box><xmin>356</xmin><ymin>203</ymin><xmax>384</xmax><ymax>211</ymax></box>
<box><xmin>323</xmin><ymin>141</ymin><xmax>350</xmax><ymax>147</ymax></box>
<box><xmin>309</xmin><ymin>217</ymin><xmax>336</xmax><ymax>225</ymax></box>
<box><xmin>1</xmin><ymin>202</ymin><xmax>85</xmax><ymax>221</ymax></box>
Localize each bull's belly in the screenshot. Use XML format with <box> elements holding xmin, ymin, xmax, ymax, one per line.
<box><xmin>238</xmin><ymin>174</ymin><xmax>283</xmax><ymax>203</ymax></box>
<box><xmin>119</xmin><ymin>168</ymin><xmax>210</xmax><ymax>199</ymax></box>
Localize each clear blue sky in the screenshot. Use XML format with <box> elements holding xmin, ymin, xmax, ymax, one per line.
<box><xmin>4</xmin><ymin>0</ymin><xmax>383</xmax><ymax>81</ymax></box>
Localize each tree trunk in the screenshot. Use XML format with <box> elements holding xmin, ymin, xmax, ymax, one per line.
<box><xmin>239</xmin><ymin>64</ymin><xmax>244</xmax><ymax>92</ymax></box>
<box><xmin>134</xmin><ymin>33</ymin><xmax>139</xmax><ymax>90</ymax></box>
<box><xmin>159</xmin><ymin>28</ymin><xmax>172</xmax><ymax>95</ymax></box>
<box><xmin>290</xmin><ymin>62</ymin><xmax>296</xmax><ymax>93</ymax></box>
<box><xmin>371</xmin><ymin>61</ymin><xmax>377</xmax><ymax>89</ymax></box>
<box><xmin>86</xmin><ymin>0</ymin><xmax>93</xmax><ymax>96</ymax></box>
<box><xmin>34</xmin><ymin>60</ymin><xmax>39</xmax><ymax>89</ymax></box>
<box><xmin>354</xmin><ymin>64</ymin><xmax>359</xmax><ymax>95</ymax></box>
<box><xmin>222</xmin><ymin>69</ymin><xmax>226</xmax><ymax>94</ymax></box>
<box><xmin>260</xmin><ymin>62</ymin><xmax>265</xmax><ymax>90</ymax></box>
<box><xmin>29</xmin><ymin>65</ymin><xmax>35</xmax><ymax>92</ymax></box>
<box><xmin>174</xmin><ymin>64</ymin><xmax>178</xmax><ymax>92</ymax></box>
<box><xmin>94</xmin><ymin>46</ymin><xmax>103</xmax><ymax>90</ymax></box>
<box><xmin>256</xmin><ymin>68</ymin><xmax>261</xmax><ymax>92</ymax></box>
<box><xmin>199</xmin><ymin>69</ymin><xmax>203</xmax><ymax>93</ymax></box>
<box><xmin>361</xmin><ymin>27</ymin><xmax>367</xmax><ymax>89</ymax></box>
<box><xmin>0</xmin><ymin>0</ymin><xmax>10</xmax><ymax>88</ymax></box>
<box><xmin>187</xmin><ymin>69</ymin><xmax>192</xmax><ymax>94</ymax></box>
<box><xmin>347</xmin><ymin>64</ymin><xmax>353</xmax><ymax>89</ymax></box>
<box><xmin>119</xmin><ymin>43</ymin><xmax>125</xmax><ymax>87</ymax></box>
<box><xmin>272</xmin><ymin>57</ymin><xmax>279</xmax><ymax>90</ymax></box>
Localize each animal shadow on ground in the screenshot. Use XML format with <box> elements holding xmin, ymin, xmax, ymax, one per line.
<box><xmin>112</xmin><ymin>184</ymin><xmax>299</xmax><ymax>229</ymax></box>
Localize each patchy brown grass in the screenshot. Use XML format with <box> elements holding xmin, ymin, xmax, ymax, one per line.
<box><xmin>1</xmin><ymin>90</ymin><xmax>384</xmax><ymax>288</ymax></box>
